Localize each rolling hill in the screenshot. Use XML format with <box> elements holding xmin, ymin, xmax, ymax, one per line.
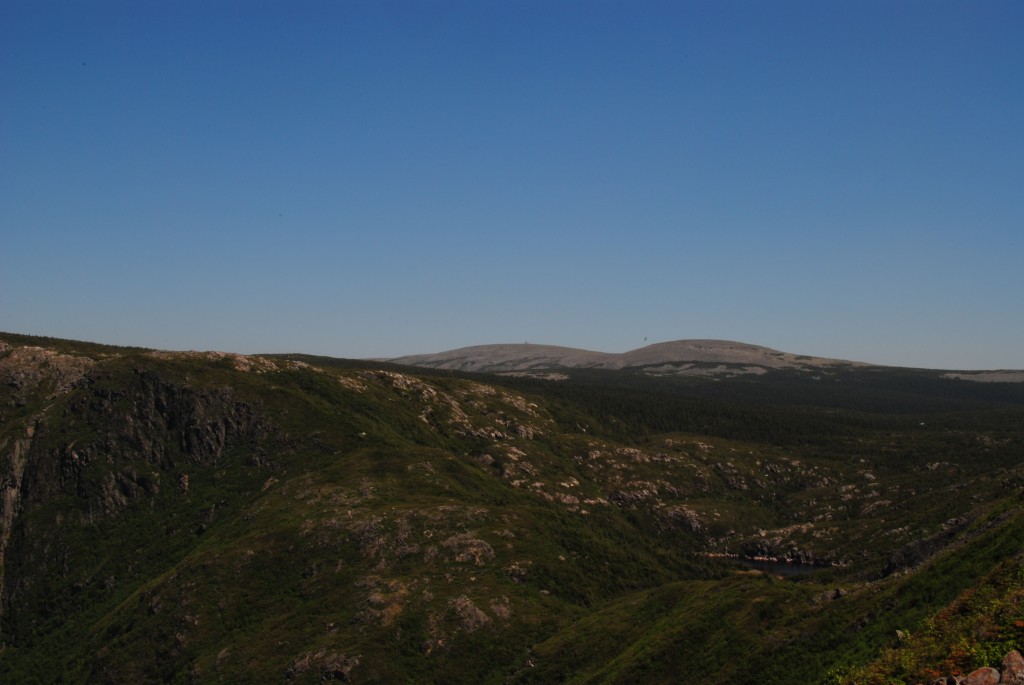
<box><xmin>389</xmin><ymin>339</ymin><xmax>860</xmax><ymax>377</ymax></box>
<box><xmin>2</xmin><ymin>331</ymin><xmax>1023</xmax><ymax>684</ymax></box>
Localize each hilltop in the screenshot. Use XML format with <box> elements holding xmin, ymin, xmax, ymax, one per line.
<box><xmin>389</xmin><ymin>339</ymin><xmax>860</xmax><ymax>377</ymax></box>
<box><xmin>2</xmin><ymin>331</ymin><xmax>1024</xmax><ymax>684</ymax></box>
<box><xmin>392</xmin><ymin>339</ymin><xmax>1024</xmax><ymax>382</ymax></box>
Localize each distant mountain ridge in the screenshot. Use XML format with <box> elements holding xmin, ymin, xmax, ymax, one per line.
<box><xmin>389</xmin><ymin>339</ymin><xmax>863</xmax><ymax>377</ymax></box>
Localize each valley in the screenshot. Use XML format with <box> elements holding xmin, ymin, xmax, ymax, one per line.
<box><xmin>1</xmin><ymin>332</ymin><xmax>1022</xmax><ymax>684</ymax></box>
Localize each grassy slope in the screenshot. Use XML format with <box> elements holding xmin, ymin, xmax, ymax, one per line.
<box><xmin>1</xmin><ymin>333</ymin><xmax>1022</xmax><ymax>683</ymax></box>
<box><xmin>517</xmin><ymin>499</ymin><xmax>1024</xmax><ymax>684</ymax></box>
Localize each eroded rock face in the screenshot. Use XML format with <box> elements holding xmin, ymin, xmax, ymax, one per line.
<box><xmin>21</xmin><ymin>369</ymin><xmax>274</xmax><ymax>511</ymax></box>
<box><xmin>0</xmin><ymin>346</ymin><xmax>94</xmax><ymax>404</ymax></box>
<box><xmin>0</xmin><ymin>360</ymin><xmax>280</xmax><ymax>650</ymax></box>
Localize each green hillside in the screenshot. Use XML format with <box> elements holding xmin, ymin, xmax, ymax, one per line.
<box><xmin>1</xmin><ymin>333</ymin><xmax>1022</xmax><ymax>683</ymax></box>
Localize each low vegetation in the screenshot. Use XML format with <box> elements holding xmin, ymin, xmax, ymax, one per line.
<box><xmin>1</xmin><ymin>332</ymin><xmax>1022</xmax><ymax>683</ymax></box>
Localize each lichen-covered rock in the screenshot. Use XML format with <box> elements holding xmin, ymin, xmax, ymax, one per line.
<box><xmin>448</xmin><ymin>594</ymin><xmax>491</xmax><ymax>633</ymax></box>
<box><xmin>963</xmin><ymin>666</ymin><xmax>1000</xmax><ymax>685</ymax></box>
<box><xmin>1003</xmin><ymin>650</ymin><xmax>1024</xmax><ymax>684</ymax></box>
<box><xmin>442</xmin><ymin>532</ymin><xmax>494</xmax><ymax>565</ymax></box>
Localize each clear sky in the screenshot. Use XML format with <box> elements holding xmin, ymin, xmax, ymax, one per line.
<box><xmin>2</xmin><ymin>0</ymin><xmax>1022</xmax><ymax>369</ymax></box>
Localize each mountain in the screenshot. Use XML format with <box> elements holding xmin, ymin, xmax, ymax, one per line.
<box><xmin>390</xmin><ymin>339</ymin><xmax>866</xmax><ymax>377</ymax></box>
<box><xmin>392</xmin><ymin>339</ymin><xmax>1024</xmax><ymax>382</ymax></box>
<box><xmin>2</xmin><ymin>331</ymin><xmax>1024</xmax><ymax>684</ymax></box>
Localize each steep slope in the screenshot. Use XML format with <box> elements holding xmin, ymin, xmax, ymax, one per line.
<box><xmin>2</xmin><ymin>332</ymin><xmax>1023</xmax><ymax>684</ymax></box>
<box><xmin>840</xmin><ymin>547</ymin><xmax>1024</xmax><ymax>684</ymax></box>
<box><xmin>0</xmin><ymin>335</ymin><xmax>714</xmax><ymax>683</ymax></box>
<box><xmin>518</xmin><ymin>501</ymin><xmax>1024</xmax><ymax>684</ymax></box>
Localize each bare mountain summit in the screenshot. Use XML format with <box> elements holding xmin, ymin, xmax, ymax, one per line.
<box><xmin>390</xmin><ymin>339</ymin><xmax>862</xmax><ymax>378</ymax></box>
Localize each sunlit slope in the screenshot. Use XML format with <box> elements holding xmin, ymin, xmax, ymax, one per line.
<box><xmin>389</xmin><ymin>339</ymin><xmax>861</xmax><ymax>377</ymax></box>
<box><xmin>1</xmin><ymin>332</ymin><xmax>1023</xmax><ymax>684</ymax></box>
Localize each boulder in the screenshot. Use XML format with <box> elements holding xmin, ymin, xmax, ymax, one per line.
<box><xmin>963</xmin><ymin>667</ymin><xmax>1001</xmax><ymax>685</ymax></box>
<box><xmin>1003</xmin><ymin>650</ymin><xmax>1024</xmax><ymax>684</ymax></box>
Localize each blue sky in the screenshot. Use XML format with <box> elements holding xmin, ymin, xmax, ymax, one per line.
<box><xmin>2</xmin><ymin>0</ymin><xmax>1022</xmax><ymax>369</ymax></box>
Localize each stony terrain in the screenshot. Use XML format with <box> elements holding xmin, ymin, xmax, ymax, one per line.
<box><xmin>2</xmin><ymin>332</ymin><xmax>1023</xmax><ymax>684</ymax></box>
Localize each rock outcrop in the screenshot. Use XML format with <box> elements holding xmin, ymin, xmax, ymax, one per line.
<box><xmin>1003</xmin><ymin>650</ymin><xmax>1024</xmax><ymax>684</ymax></box>
<box><xmin>929</xmin><ymin>651</ymin><xmax>1024</xmax><ymax>685</ymax></box>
